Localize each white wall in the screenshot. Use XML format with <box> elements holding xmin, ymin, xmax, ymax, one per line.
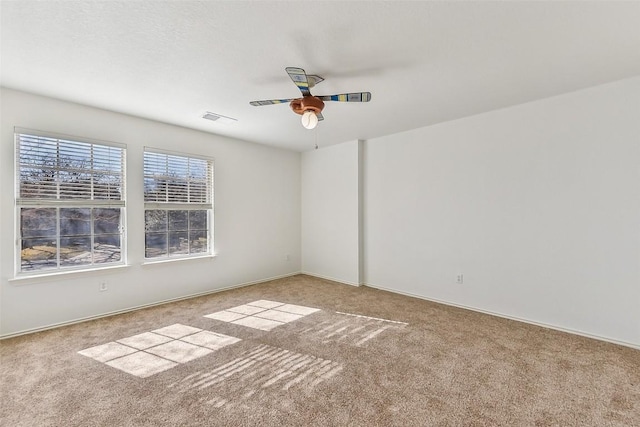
<box><xmin>301</xmin><ymin>140</ymin><xmax>361</xmax><ymax>285</ymax></box>
<box><xmin>364</xmin><ymin>77</ymin><xmax>640</xmax><ymax>347</ymax></box>
<box><xmin>0</xmin><ymin>88</ymin><xmax>301</xmax><ymax>336</ymax></box>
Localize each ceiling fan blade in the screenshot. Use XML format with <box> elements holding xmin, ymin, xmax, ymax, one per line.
<box><xmin>249</xmin><ymin>99</ymin><xmax>296</xmax><ymax>106</ymax></box>
<box><xmin>317</xmin><ymin>92</ymin><xmax>372</xmax><ymax>102</ymax></box>
<box><xmin>285</xmin><ymin>67</ymin><xmax>311</xmax><ymax>96</ymax></box>
<box><xmin>316</xmin><ymin>112</ymin><xmax>324</xmax><ymax>121</ymax></box>
<box><xmin>307</xmin><ymin>74</ymin><xmax>324</xmax><ymax>88</ymax></box>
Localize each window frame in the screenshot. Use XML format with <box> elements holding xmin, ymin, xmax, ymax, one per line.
<box><xmin>14</xmin><ymin>128</ymin><xmax>127</xmax><ymax>277</ymax></box>
<box><xmin>142</xmin><ymin>147</ymin><xmax>214</xmax><ymax>262</ymax></box>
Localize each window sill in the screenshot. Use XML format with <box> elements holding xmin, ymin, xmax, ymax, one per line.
<box><xmin>9</xmin><ymin>264</ymin><xmax>131</xmax><ymax>285</ymax></box>
<box><xmin>141</xmin><ymin>253</ymin><xmax>217</xmax><ymax>266</ymax></box>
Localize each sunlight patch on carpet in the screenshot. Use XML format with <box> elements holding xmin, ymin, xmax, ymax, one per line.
<box><xmin>204</xmin><ymin>300</ymin><xmax>320</xmax><ymax>331</ymax></box>
<box><xmin>78</xmin><ymin>324</ymin><xmax>241</xmax><ymax>378</ymax></box>
<box><xmin>335</xmin><ymin>311</ymin><xmax>409</xmax><ymax>325</ymax></box>
<box><xmin>168</xmin><ymin>344</ymin><xmax>343</xmax><ymax>408</ymax></box>
<box><xmin>297</xmin><ymin>311</ymin><xmax>408</xmax><ymax>347</ymax></box>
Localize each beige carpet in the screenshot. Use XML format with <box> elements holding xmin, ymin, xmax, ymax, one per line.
<box><xmin>1</xmin><ymin>274</ymin><xmax>638</xmax><ymax>426</ymax></box>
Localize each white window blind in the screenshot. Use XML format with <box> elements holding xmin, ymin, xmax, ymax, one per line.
<box><xmin>17</xmin><ymin>130</ymin><xmax>125</xmax><ymax>205</ymax></box>
<box><xmin>143</xmin><ymin>150</ymin><xmax>212</xmax><ymax>206</ymax></box>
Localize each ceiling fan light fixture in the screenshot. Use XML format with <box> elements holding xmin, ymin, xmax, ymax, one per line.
<box><xmin>249</xmin><ymin>67</ymin><xmax>371</xmax><ymax>130</ymax></box>
<box><xmin>301</xmin><ymin>110</ymin><xmax>318</xmax><ymax>129</ymax></box>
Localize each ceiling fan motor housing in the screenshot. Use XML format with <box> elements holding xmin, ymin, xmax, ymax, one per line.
<box><xmin>290</xmin><ymin>96</ymin><xmax>325</xmax><ymax>115</ymax></box>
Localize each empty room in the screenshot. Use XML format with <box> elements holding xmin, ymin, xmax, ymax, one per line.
<box><xmin>1</xmin><ymin>1</ymin><xmax>638</xmax><ymax>426</ymax></box>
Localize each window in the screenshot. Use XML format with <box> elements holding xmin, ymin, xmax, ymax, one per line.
<box><xmin>143</xmin><ymin>149</ymin><xmax>213</xmax><ymax>260</ymax></box>
<box><xmin>15</xmin><ymin>129</ymin><xmax>126</xmax><ymax>275</ymax></box>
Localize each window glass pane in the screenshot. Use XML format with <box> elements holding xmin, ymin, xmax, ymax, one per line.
<box><xmin>60</xmin><ymin>208</ymin><xmax>91</xmax><ymax>236</ymax></box>
<box><xmin>59</xmin><ymin>237</ymin><xmax>92</xmax><ymax>267</ymax></box>
<box><xmin>189</xmin><ymin>230</ymin><xmax>208</xmax><ymax>254</ymax></box>
<box><xmin>94</xmin><ymin>235</ymin><xmax>121</xmax><ymax>263</ymax></box>
<box><xmin>21</xmin><ymin>208</ymin><xmax>57</xmax><ymax>238</ymax></box>
<box><xmin>21</xmin><ymin>238</ymin><xmax>57</xmax><ymax>271</ymax></box>
<box><xmin>145</xmin><ymin>233</ymin><xmax>167</xmax><ymax>258</ymax></box>
<box><xmin>169</xmin><ymin>210</ymin><xmax>188</xmax><ymax>231</ymax></box>
<box><xmin>169</xmin><ymin>231</ymin><xmax>189</xmax><ymax>255</ymax></box>
<box><xmin>94</xmin><ymin>208</ymin><xmax>121</xmax><ymax>234</ymax></box>
<box><xmin>145</xmin><ymin>210</ymin><xmax>167</xmax><ymax>232</ymax></box>
<box><xmin>189</xmin><ymin>210</ymin><xmax>207</xmax><ymax>230</ymax></box>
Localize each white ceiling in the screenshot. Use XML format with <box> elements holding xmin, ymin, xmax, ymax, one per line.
<box><xmin>2</xmin><ymin>1</ymin><xmax>639</xmax><ymax>152</ymax></box>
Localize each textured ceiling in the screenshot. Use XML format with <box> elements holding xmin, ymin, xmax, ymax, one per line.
<box><xmin>2</xmin><ymin>1</ymin><xmax>639</xmax><ymax>151</ymax></box>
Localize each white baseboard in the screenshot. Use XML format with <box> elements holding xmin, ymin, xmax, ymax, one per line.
<box><xmin>0</xmin><ymin>271</ymin><xmax>301</xmax><ymax>340</ymax></box>
<box><xmin>366</xmin><ymin>282</ymin><xmax>640</xmax><ymax>351</ymax></box>
<box><xmin>300</xmin><ymin>271</ymin><xmax>361</xmax><ymax>287</ymax></box>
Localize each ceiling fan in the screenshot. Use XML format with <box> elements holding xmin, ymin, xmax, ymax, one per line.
<box><xmin>250</xmin><ymin>67</ymin><xmax>372</xmax><ymax>129</ymax></box>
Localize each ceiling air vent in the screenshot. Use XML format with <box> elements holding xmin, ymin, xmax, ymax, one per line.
<box><xmin>202</xmin><ymin>111</ymin><xmax>237</xmax><ymax>124</ymax></box>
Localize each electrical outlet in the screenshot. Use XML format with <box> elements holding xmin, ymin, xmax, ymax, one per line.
<box><xmin>456</xmin><ymin>274</ymin><xmax>464</xmax><ymax>284</ymax></box>
<box><xmin>99</xmin><ymin>282</ymin><xmax>108</xmax><ymax>292</ymax></box>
